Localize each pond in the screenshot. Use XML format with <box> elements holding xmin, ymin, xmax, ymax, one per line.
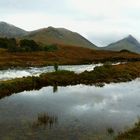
<box><xmin>0</xmin><ymin>79</ymin><xmax>140</xmax><ymax>140</ymax></box>
<box><xmin>0</xmin><ymin>62</ymin><xmax>123</xmax><ymax>81</ymax></box>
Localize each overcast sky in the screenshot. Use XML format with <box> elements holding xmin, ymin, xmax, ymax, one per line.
<box><xmin>0</xmin><ymin>0</ymin><xmax>140</xmax><ymax>46</ymax></box>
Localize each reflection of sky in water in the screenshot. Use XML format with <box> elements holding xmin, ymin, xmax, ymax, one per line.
<box><xmin>0</xmin><ymin>64</ymin><xmax>102</xmax><ymax>81</ymax></box>
<box><xmin>0</xmin><ymin>79</ymin><xmax>140</xmax><ymax>139</ymax></box>
<box><xmin>0</xmin><ymin>62</ymin><xmax>122</xmax><ymax>81</ymax></box>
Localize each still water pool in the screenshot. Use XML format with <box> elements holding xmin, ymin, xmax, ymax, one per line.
<box><xmin>0</xmin><ymin>79</ymin><xmax>140</xmax><ymax>139</ymax></box>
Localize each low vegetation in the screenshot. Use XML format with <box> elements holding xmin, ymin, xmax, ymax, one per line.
<box><xmin>0</xmin><ymin>44</ymin><xmax>140</xmax><ymax>69</ymax></box>
<box><xmin>0</xmin><ymin>38</ymin><xmax>16</xmax><ymax>49</ymax></box>
<box><xmin>0</xmin><ymin>37</ymin><xmax>58</xmax><ymax>52</ymax></box>
<box><xmin>116</xmin><ymin>120</ymin><xmax>140</xmax><ymax>140</ymax></box>
<box><xmin>0</xmin><ymin>62</ymin><xmax>140</xmax><ymax>99</ymax></box>
<box><xmin>54</xmin><ymin>63</ymin><xmax>58</xmax><ymax>71</ymax></box>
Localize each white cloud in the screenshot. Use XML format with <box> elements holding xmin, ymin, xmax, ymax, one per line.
<box><xmin>1</xmin><ymin>0</ymin><xmax>140</xmax><ymax>46</ymax></box>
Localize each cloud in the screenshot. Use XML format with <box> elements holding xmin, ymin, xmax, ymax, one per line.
<box><xmin>0</xmin><ymin>0</ymin><xmax>140</xmax><ymax>46</ymax></box>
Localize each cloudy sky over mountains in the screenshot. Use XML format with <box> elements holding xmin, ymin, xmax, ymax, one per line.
<box><xmin>0</xmin><ymin>0</ymin><xmax>140</xmax><ymax>46</ymax></box>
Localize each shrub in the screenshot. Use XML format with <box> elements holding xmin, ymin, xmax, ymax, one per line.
<box><xmin>20</xmin><ymin>39</ymin><xmax>41</xmax><ymax>51</ymax></box>
<box><xmin>120</xmin><ymin>49</ymin><xmax>131</xmax><ymax>53</ymax></box>
<box><xmin>54</xmin><ymin>63</ymin><xmax>58</xmax><ymax>71</ymax></box>
<box><xmin>44</xmin><ymin>44</ymin><xmax>58</xmax><ymax>52</ymax></box>
<box><xmin>0</xmin><ymin>38</ymin><xmax>16</xmax><ymax>50</ymax></box>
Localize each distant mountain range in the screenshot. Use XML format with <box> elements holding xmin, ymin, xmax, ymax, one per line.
<box><xmin>24</xmin><ymin>26</ymin><xmax>97</xmax><ymax>49</ymax></box>
<box><xmin>0</xmin><ymin>21</ymin><xmax>140</xmax><ymax>53</ymax></box>
<box><xmin>0</xmin><ymin>22</ymin><xmax>97</xmax><ymax>49</ymax></box>
<box><xmin>102</xmin><ymin>35</ymin><xmax>140</xmax><ymax>53</ymax></box>
<box><xmin>0</xmin><ymin>22</ymin><xmax>28</xmax><ymax>37</ymax></box>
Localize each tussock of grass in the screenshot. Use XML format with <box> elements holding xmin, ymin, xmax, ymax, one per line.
<box><xmin>116</xmin><ymin>120</ymin><xmax>140</xmax><ymax>140</ymax></box>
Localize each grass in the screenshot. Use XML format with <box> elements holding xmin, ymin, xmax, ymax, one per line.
<box><xmin>116</xmin><ymin>120</ymin><xmax>140</xmax><ymax>140</ymax></box>
<box><xmin>0</xmin><ymin>44</ymin><xmax>140</xmax><ymax>69</ymax></box>
<box><xmin>0</xmin><ymin>62</ymin><xmax>140</xmax><ymax>99</ymax></box>
<box><xmin>107</xmin><ymin>128</ymin><xmax>114</xmax><ymax>135</ymax></box>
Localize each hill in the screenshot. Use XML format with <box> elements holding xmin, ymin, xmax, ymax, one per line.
<box><xmin>24</xmin><ymin>26</ymin><xmax>97</xmax><ymax>49</ymax></box>
<box><xmin>0</xmin><ymin>22</ymin><xmax>28</xmax><ymax>38</ymax></box>
<box><xmin>101</xmin><ymin>35</ymin><xmax>140</xmax><ymax>53</ymax></box>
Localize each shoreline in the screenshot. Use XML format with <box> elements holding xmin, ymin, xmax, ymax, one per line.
<box><xmin>0</xmin><ymin>58</ymin><xmax>140</xmax><ymax>70</ymax></box>
<box><xmin>0</xmin><ymin>62</ymin><xmax>140</xmax><ymax>99</ymax></box>
<box><xmin>116</xmin><ymin>120</ymin><xmax>140</xmax><ymax>140</ymax></box>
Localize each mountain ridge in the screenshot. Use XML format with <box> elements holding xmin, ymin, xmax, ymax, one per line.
<box><xmin>0</xmin><ymin>22</ymin><xmax>97</xmax><ymax>49</ymax></box>
<box><xmin>102</xmin><ymin>35</ymin><xmax>140</xmax><ymax>53</ymax></box>
<box><xmin>24</xmin><ymin>26</ymin><xmax>97</xmax><ymax>49</ymax></box>
<box><xmin>0</xmin><ymin>22</ymin><xmax>28</xmax><ymax>37</ymax></box>
<box><xmin>1</xmin><ymin>21</ymin><xmax>140</xmax><ymax>53</ymax></box>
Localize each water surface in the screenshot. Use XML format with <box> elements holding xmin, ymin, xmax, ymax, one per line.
<box><xmin>0</xmin><ymin>79</ymin><xmax>140</xmax><ymax>140</ymax></box>
<box><xmin>0</xmin><ymin>62</ymin><xmax>123</xmax><ymax>81</ymax></box>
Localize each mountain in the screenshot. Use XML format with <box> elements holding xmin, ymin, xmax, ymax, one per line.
<box><xmin>0</xmin><ymin>22</ymin><xmax>28</xmax><ymax>38</ymax></box>
<box><xmin>24</xmin><ymin>26</ymin><xmax>97</xmax><ymax>49</ymax></box>
<box><xmin>102</xmin><ymin>35</ymin><xmax>140</xmax><ymax>53</ymax></box>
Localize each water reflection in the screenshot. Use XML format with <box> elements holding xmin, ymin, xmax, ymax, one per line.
<box><xmin>0</xmin><ymin>84</ymin><xmax>58</xmax><ymax>100</ymax></box>
<box><xmin>32</xmin><ymin>113</ymin><xmax>58</xmax><ymax>129</ymax></box>
<box><xmin>53</xmin><ymin>85</ymin><xmax>58</xmax><ymax>93</ymax></box>
<box><xmin>0</xmin><ymin>79</ymin><xmax>140</xmax><ymax>139</ymax></box>
<box><xmin>0</xmin><ymin>64</ymin><xmax>102</xmax><ymax>81</ymax></box>
<box><xmin>0</xmin><ymin>62</ymin><xmax>123</xmax><ymax>81</ymax></box>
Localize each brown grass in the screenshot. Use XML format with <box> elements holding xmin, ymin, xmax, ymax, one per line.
<box><xmin>116</xmin><ymin>120</ymin><xmax>140</xmax><ymax>140</ymax></box>
<box><xmin>0</xmin><ymin>45</ymin><xmax>140</xmax><ymax>69</ymax></box>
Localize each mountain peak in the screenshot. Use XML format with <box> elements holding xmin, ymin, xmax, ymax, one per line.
<box><xmin>0</xmin><ymin>21</ymin><xmax>11</xmax><ymax>27</ymax></box>
<box><xmin>125</xmin><ymin>34</ymin><xmax>139</xmax><ymax>45</ymax></box>
<box><xmin>25</xmin><ymin>26</ymin><xmax>97</xmax><ymax>49</ymax></box>
<box><xmin>104</xmin><ymin>35</ymin><xmax>140</xmax><ymax>53</ymax></box>
<box><xmin>0</xmin><ymin>21</ymin><xmax>15</xmax><ymax>27</ymax></box>
<box><xmin>47</xmin><ymin>26</ymin><xmax>55</xmax><ymax>29</ymax></box>
<box><xmin>46</xmin><ymin>26</ymin><xmax>58</xmax><ymax>32</ymax></box>
<box><xmin>126</xmin><ymin>34</ymin><xmax>136</xmax><ymax>40</ymax></box>
<box><xmin>0</xmin><ymin>21</ymin><xmax>8</xmax><ymax>24</ymax></box>
<box><xmin>0</xmin><ymin>21</ymin><xmax>28</xmax><ymax>38</ymax></box>
<box><xmin>0</xmin><ymin>21</ymin><xmax>7</xmax><ymax>24</ymax></box>
<box><xmin>128</xmin><ymin>34</ymin><xmax>134</xmax><ymax>38</ymax></box>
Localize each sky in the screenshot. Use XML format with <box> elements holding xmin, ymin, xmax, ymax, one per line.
<box><xmin>0</xmin><ymin>0</ymin><xmax>140</xmax><ymax>46</ymax></box>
